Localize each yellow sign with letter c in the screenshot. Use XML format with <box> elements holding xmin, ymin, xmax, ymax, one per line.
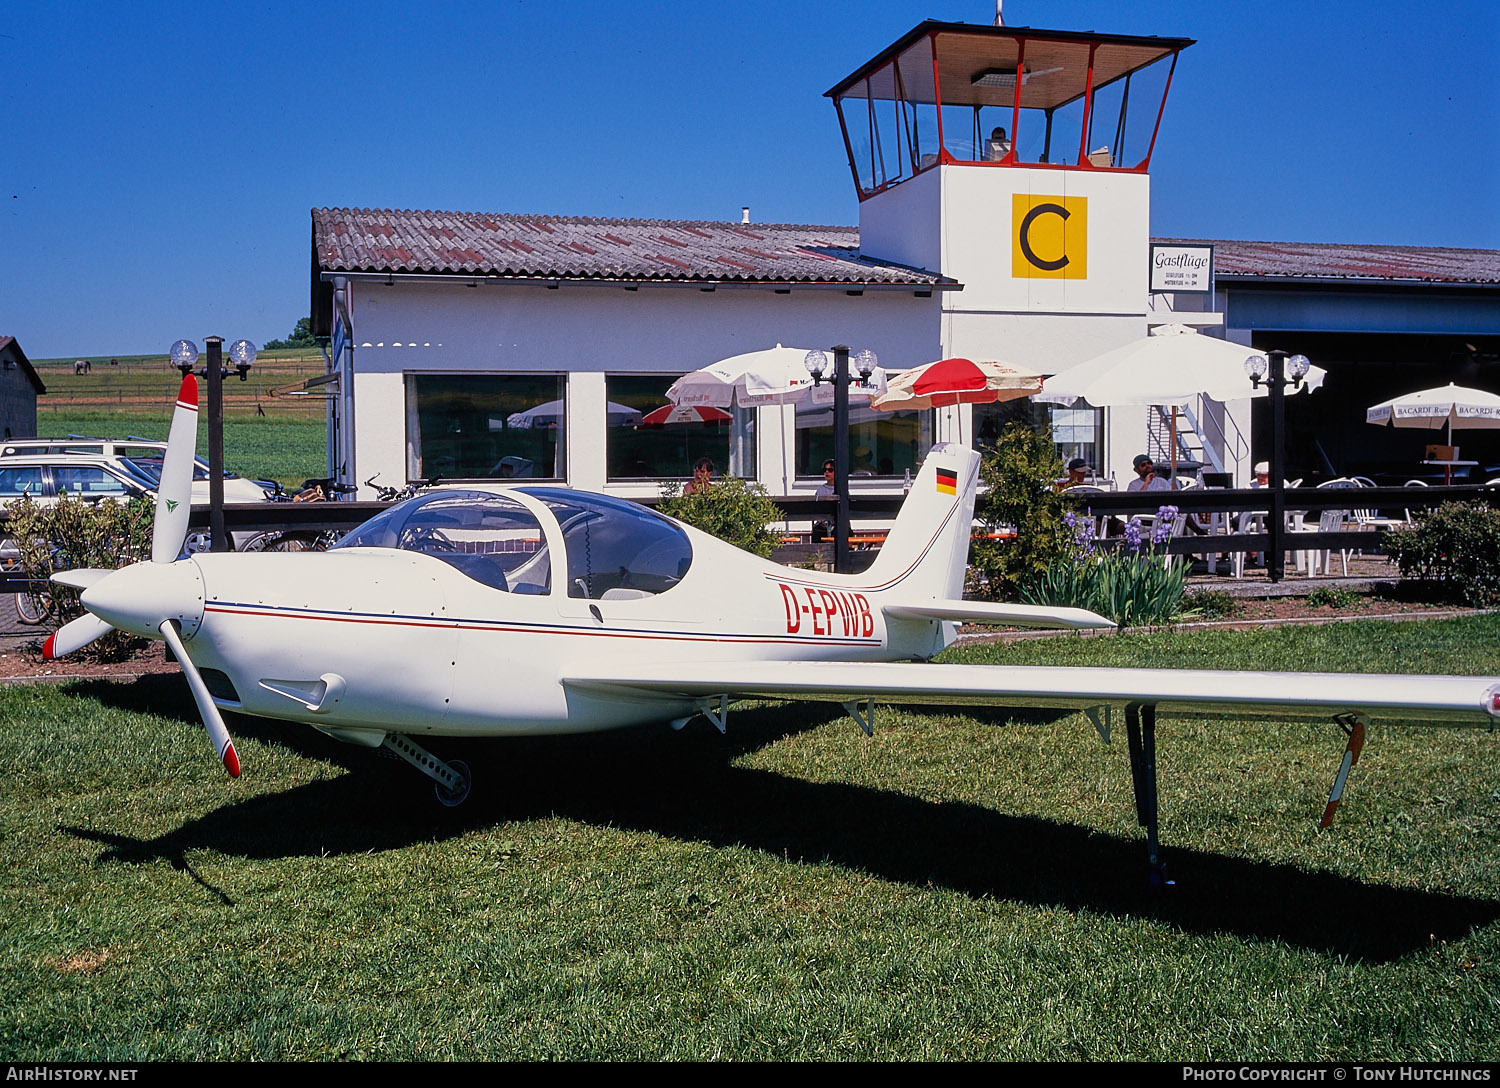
<box><xmin>1012</xmin><ymin>194</ymin><xmax>1087</xmax><ymax>279</ymax></box>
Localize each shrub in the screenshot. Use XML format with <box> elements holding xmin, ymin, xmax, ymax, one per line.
<box><xmin>1306</xmin><ymin>585</ymin><xmax>1363</xmax><ymax>610</ymax></box>
<box><xmin>968</xmin><ymin>423</ymin><xmax>1070</xmax><ymax>599</ymax></box>
<box><xmin>1020</xmin><ymin>506</ymin><xmax>1193</xmax><ymax>629</ymax></box>
<box><xmin>1182</xmin><ymin>589</ymin><xmax>1243</xmax><ymax>620</ymax></box>
<box><xmin>1383</xmin><ymin>500</ymin><xmax>1500</xmax><ymax>606</ymax></box>
<box><xmin>5</xmin><ymin>492</ymin><xmax>154</xmax><ymax>658</ymax></box>
<box><xmin>658</xmin><ymin>476</ymin><xmax>783</xmax><ymax>558</ymax></box>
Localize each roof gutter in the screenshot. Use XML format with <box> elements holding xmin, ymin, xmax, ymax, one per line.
<box><xmin>1218</xmin><ymin>274</ymin><xmax>1500</xmax><ymax>291</ymax></box>
<box><xmin>318</xmin><ymin>270</ymin><xmax>961</xmax><ymax>293</ymax></box>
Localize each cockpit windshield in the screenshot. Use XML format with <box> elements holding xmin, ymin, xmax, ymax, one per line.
<box><xmin>332</xmin><ymin>491</ymin><xmax>551</xmax><ymax>594</ymax></box>
<box><xmin>521</xmin><ymin>488</ymin><xmax>692</xmax><ymax>600</ymax></box>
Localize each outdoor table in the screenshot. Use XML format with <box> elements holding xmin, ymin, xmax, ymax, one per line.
<box><xmin>1421</xmin><ymin>459</ymin><xmax>1478</xmax><ymax>485</ymax></box>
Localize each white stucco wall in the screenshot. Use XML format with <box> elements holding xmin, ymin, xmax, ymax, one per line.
<box><xmin>861</xmin><ymin>162</ymin><xmax>1151</xmax><ymax>486</ymax></box>
<box><xmin>345</xmin><ymin>281</ymin><xmax>944</xmax><ymax>497</ymax></box>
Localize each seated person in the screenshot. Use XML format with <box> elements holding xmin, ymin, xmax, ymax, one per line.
<box><xmin>987</xmin><ymin>127</ymin><xmax>1011</xmax><ymax>161</ymax></box>
<box><xmin>1055</xmin><ymin>457</ymin><xmax>1090</xmax><ymax>491</ymax></box>
<box><xmin>1127</xmin><ymin>454</ymin><xmax>1173</xmax><ymax>492</ymax></box>
<box><xmin>684</xmin><ymin>457</ymin><xmax>715</xmax><ymax>495</ymax></box>
<box><xmin>813</xmin><ymin>459</ymin><xmax>837</xmax><ymax>541</ymax></box>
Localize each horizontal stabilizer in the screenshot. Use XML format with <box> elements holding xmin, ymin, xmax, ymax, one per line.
<box><xmin>885</xmin><ymin>600</ymin><xmax>1113</xmax><ymax>630</ymax></box>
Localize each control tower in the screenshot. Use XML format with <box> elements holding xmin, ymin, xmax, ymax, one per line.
<box><xmin>826</xmin><ymin>21</ymin><xmax>1194</xmax><ymax>378</ymax></box>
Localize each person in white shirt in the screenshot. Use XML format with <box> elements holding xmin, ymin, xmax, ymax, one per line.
<box><xmin>1127</xmin><ymin>454</ymin><xmax>1172</xmax><ymax>492</ymax></box>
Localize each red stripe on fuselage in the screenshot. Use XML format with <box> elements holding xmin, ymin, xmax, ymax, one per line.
<box><xmin>201</xmin><ymin>603</ymin><xmax>880</xmax><ymax>647</ymax></box>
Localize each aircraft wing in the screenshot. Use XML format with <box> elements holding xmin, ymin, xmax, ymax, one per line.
<box><xmin>884</xmin><ymin>601</ymin><xmax>1113</xmax><ymax>630</ymax></box>
<box><xmin>564</xmin><ymin>660</ymin><xmax>1500</xmax><ymax>728</ymax></box>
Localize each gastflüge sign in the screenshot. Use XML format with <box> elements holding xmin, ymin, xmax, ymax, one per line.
<box><xmin>1149</xmin><ymin>243</ymin><xmax>1214</xmax><ymax>293</ymax></box>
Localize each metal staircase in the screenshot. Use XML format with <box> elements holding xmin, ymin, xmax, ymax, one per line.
<box><xmin>1149</xmin><ymin>401</ymin><xmax>1247</xmax><ymax>479</ymax></box>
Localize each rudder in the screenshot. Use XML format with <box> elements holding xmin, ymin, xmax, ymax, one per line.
<box><xmin>858</xmin><ymin>443</ymin><xmax>980</xmax><ymax>601</ymax></box>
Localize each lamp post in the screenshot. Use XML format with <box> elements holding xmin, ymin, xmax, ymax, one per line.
<box><xmin>803</xmin><ymin>346</ymin><xmax>878</xmax><ymax>573</ymax></box>
<box><xmin>170</xmin><ymin>336</ymin><xmax>256</xmax><ymax>552</ymax></box>
<box><xmin>1244</xmin><ymin>349</ymin><xmax>1310</xmax><ymax>583</ymax></box>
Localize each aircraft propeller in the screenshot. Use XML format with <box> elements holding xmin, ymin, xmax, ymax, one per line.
<box><xmin>40</xmin><ymin>374</ymin><xmax>241</xmax><ymax>777</ymax></box>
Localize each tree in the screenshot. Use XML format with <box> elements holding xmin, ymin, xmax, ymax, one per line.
<box><xmin>263</xmin><ymin>317</ymin><xmax>318</xmax><ymax>350</ymax></box>
<box><xmin>967</xmin><ymin>422</ymin><xmax>1070</xmax><ymax>599</ymax></box>
<box><xmin>658</xmin><ymin>476</ymin><xmax>783</xmax><ymax>558</ymax></box>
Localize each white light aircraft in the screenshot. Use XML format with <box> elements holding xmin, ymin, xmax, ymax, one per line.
<box><xmin>43</xmin><ymin>377</ymin><xmax>1500</xmax><ymax>881</ymax></box>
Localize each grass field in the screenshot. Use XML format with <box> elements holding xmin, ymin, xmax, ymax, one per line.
<box><xmin>2</xmin><ymin>616</ymin><xmax>1496</xmax><ymax>1060</ymax></box>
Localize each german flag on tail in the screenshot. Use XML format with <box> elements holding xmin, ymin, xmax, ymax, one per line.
<box><xmin>935</xmin><ymin>467</ymin><xmax>957</xmax><ymax>495</ymax></box>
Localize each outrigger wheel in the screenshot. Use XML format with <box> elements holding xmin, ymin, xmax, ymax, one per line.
<box><xmin>381</xmin><ymin>734</ymin><xmax>473</xmax><ymax>807</ymax></box>
<box><xmin>435</xmin><ymin>760</ymin><xmax>472</xmax><ymax>808</ymax></box>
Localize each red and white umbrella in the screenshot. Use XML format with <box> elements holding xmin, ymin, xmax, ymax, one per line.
<box><xmin>871</xmin><ymin>357</ymin><xmax>1044</xmax><ymax>411</ymax></box>
<box><xmin>639</xmin><ymin>403</ymin><xmax>733</xmax><ymax>427</ymax></box>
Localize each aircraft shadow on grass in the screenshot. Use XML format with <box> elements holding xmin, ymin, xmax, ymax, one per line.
<box><xmin>58</xmin><ymin>677</ymin><xmax>1499</xmax><ymax>964</ymax></box>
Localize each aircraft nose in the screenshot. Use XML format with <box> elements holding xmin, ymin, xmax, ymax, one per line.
<box><xmin>79</xmin><ymin>559</ymin><xmax>206</xmax><ymax>640</ymax></box>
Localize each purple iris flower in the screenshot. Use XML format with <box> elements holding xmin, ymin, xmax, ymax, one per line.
<box><xmin>1152</xmin><ymin>506</ymin><xmax>1179</xmax><ymax>545</ymax></box>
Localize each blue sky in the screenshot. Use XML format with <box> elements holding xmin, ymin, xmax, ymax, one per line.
<box><xmin>5</xmin><ymin>0</ymin><xmax>1497</xmax><ymax>359</ymax></box>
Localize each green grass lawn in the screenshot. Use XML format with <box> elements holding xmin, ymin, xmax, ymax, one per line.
<box><xmin>1</xmin><ymin>616</ymin><xmax>1497</xmax><ymax>1060</ymax></box>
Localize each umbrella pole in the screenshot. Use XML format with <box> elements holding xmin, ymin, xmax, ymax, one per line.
<box><xmin>1169</xmin><ymin>405</ymin><xmax>1178</xmax><ymax>483</ymax></box>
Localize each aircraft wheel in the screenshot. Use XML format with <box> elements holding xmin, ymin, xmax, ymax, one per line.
<box><xmin>435</xmin><ymin>759</ymin><xmax>472</xmax><ymax>808</ymax></box>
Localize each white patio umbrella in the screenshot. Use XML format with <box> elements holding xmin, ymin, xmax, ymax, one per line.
<box><xmin>665</xmin><ymin>345</ymin><xmax>817</xmax><ymax>408</ymax></box>
<box><xmin>667</xmin><ymin>344</ymin><xmax>888</xmax><ymax>407</ymax></box>
<box><xmin>667</xmin><ymin>345</ymin><xmax>888</xmax><ymax>490</ymax></box>
<box><xmin>1036</xmin><ymin>324</ymin><xmax>1327</xmax><ymax>480</ymax></box>
<box><xmin>1365</xmin><ymin>382</ymin><xmax>1500</xmax><ymax>446</ymax></box>
<box><xmin>1036</xmin><ymin>324</ymin><xmax>1327</xmax><ymax>407</ymax></box>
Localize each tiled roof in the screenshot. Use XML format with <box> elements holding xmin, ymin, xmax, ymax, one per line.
<box><xmin>1155</xmin><ymin>238</ymin><xmax>1500</xmax><ymax>285</ymax></box>
<box><xmin>313</xmin><ymin>207</ymin><xmax>950</xmax><ymax>288</ymax></box>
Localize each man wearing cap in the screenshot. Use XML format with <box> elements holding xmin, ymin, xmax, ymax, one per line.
<box><xmin>1127</xmin><ymin>454</ymin><xmax>1173</xmax><ymax>492</ymax></box>
<box><xmin>1055</xmin><ymin>457</ymin><xmax>1091</xmax><ymax>491</ymax></box>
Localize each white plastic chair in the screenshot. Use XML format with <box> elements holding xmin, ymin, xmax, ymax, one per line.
<box><xmin>1345</xmin><ymin>477</ymin><xmax>1408</xmax><ymax>535</ymax></box>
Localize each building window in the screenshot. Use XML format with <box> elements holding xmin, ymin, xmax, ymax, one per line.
<box><xmin>605</xmin><ymin>375</ymin><xmax>752</xmax><ymax>481</ymax></box>
<box><xmin>405</xmin><ymin>374</ymin><xmax>566</xmax><ymax>481</ymax></box>
<box><xmin>973</xmin><ymin>399</ymin><xmax>1103</xmax><ymax>473</ymax></box>
<box><xmin>794</xmin><ymin>399</ymin><xmax>931</xmax><ymax>479</ymax></box>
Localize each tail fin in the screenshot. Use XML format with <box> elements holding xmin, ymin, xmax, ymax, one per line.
<box><xmin>858</xmin><ymin>443</ymin><xmax>980</xmax><ymax>601</ymax></box>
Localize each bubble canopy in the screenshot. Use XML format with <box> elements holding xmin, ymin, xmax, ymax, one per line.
<box><xmin>332</xmin><ymin>488</ymin><xmax>693</xmax><ymax>600</ymax></box>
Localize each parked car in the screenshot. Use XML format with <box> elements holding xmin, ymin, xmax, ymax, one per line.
<box><xmin>0</xmin><ymin>455</ymin><xmax>154</xmax><ymax>505</ymax></box>
<box><xmin>0</xmin><ymin>437</ymin><xmax>276</xmax><ymax>502</ymax></box>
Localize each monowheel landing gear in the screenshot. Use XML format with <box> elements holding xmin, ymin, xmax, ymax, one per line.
<box><xmin>382</xmin><ymin>734</ymin><xmax>473</xmax><ymax>807</ymax></box>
